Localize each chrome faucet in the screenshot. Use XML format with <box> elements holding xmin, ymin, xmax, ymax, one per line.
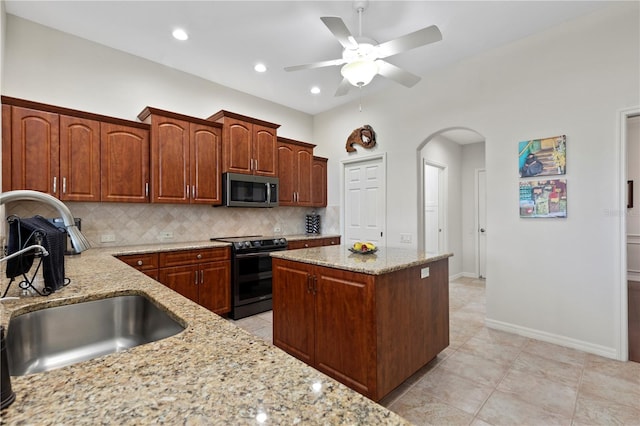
<box><xmin>0</xmin><ymin>190</ymin><xmax>90</xmax><ymax>253</ymax></box>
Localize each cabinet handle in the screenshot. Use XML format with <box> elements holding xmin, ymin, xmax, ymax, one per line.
<box><xmin>195</xmin><ymin>270</ymin><xmax>199</xmax><ymax>285</ymax></box>
<box><xmin>191</xmin><ymin>185</ymin><xmax>196</xmax><ymax>199</ymax></box>
<box><xmin>62</xmin><ymin>177</ymin><xmax>67</xmax><ymax>194</ymax></box>
<box><xmin>137</xmin><ymin>260</ymin><xmax>143</xmax><ymax>266</ymax></box>
<box><xmin>52</xmin><ymin>176</ymin><xmax>57</xmax><ymax>194</ymax></box>
<box><xmin>196</xmin><ymin>254</ymin><xmax>202</xmax><ymax>260</ymax></box>
<box><xmin>313</xmin><ymin>275</ymin><xmax>318</xmax><ymax>295</ymax></box>
<box><xmin>306</xmin><ymin>274</ymin><xmax>312</xmax><ymax>293</ymax></box>
<box><xmin>200</xmin><ymin>269</ymin><xmax>204</xmax><ymax>284</ymax></box>
<box><xmin>254</xmin><ymin>159</ymin><xmax>258</xmax><ymax>171</ymax></box>
<box><xmin>145</xmin><ymin>182</ymin><xmax>149</xmax><ymax>198</ymax></box>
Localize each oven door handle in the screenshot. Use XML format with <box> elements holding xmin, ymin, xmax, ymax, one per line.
<box><xmin>235</xmin><ymin>251</ymin><xmax>277</xmax><ymax>259</ymax></box>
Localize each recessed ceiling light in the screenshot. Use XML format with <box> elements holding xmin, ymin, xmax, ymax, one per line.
<box><xmin>172</xmin><ymin>28</ymin><xmax>188</xmax><ymax>41</ymax></box>
<box><xmin>254</xmin><ymin>63</ymin><xmax>267</xmax><ymax>73</ymax></box>
<box><xmin>310</xmin><ymin>86</ymin><xmax>321</xmax><ymax>95</ymax></box>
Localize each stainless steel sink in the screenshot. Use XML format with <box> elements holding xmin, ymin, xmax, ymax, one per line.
<box><xmin>6</xmin><ymin>294</ymin><xmax>185</xmax><ymax>376</ymax></box>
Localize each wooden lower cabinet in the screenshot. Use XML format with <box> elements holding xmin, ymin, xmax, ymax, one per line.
<box><xmin>272</xmin><ymin>257</ymin><xmax>449</xmax><ymax>401</ymax></box>
<box><xmin>117</xmin><ymin>253</ymin><xmax>160</xmax><ymax>281</ymax></box>
<box><xmin>158</xmin><ymin>248</ymin><xmax>231</xmax><ymax>315</ymax></box>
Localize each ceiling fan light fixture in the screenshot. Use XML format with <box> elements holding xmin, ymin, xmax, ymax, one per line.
<box><xmin>341</xmin><ymin>60</ymin><xmax>378</xmax><ymax>87</ymax></box>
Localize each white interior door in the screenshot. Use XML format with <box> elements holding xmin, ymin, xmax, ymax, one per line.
<box><xmin>343</xmin><ymin>155</ymin><xmax>386</xmax><ymax>247</ymax></box>
<box><xmin>477</xmin><ymin>169</ymin><xmax>487</xmax><ymax>278</ymax></box>
<box><xmin>424</xmin><ymin>163</ymin><xmax>443</xmax><ymax>254</ymax></box>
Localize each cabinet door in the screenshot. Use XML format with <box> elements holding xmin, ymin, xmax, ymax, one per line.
<box><xmin>314</xmin><ymin>267</ymin><xmax>375</xmax><ymax>397</ymax></box>
<box><xmin>158</xmin><ymin>265</ymin><xmax>198</xmax><ymax>303</ymax></box>
<box><xmin>295</xmin><ymin>146</ymin><xmax>314</xmax><ymax>205</ymax></box>
<box><xmin>272</xmin><ymin>259</ymin><xmax>315</xmax><ymax>364</ymax></box>
<box><xmin>151</xmin><ymin>117</ymin><xmax>189</xmax><ymax>203</ymax></box>
<box><xmin>277</xmin><ymin>143</ymin><xmax>295</xmax><ymax>205</ymax></box>
<box><xmin>10</xmin><ymin>106</ymin><xmax>59</xmax><ymax>195</ymax></box>
<box><xmin>199</xmin><ymin>261</ymin><xmax>231</xmax><ymax>314</ymax></box>
<box><xmin>59</xmin><ymin>115</ymin><xmax>101</xmax><ymax>201</ymax></box>
<box><xmin>2</xmin><ymin>105</ymin><xmax>11</xmax><ymax>192</ymax></box>
<box><xmin>101</xmin><ymin>123</ymin><xmax>150</xmax><ymax>203</ymax></box>
<box><xmin>253</xmin><ymin>124</ymin><xmax>277</xmax><ymax>177</ymax></box>
<box><xmin>190</xmin><ymin>123</ymin><xmax>222</xmax><ymax>204</ymax></box>
<box><xmin>311</xmin><ymin>157</ymin><xmax>327</xmax><ymax>207</ymax></box>
<box><xmin>224</xmin><ymin>118</ymin><xmax>252</xmax><ymax>174</ymax></box>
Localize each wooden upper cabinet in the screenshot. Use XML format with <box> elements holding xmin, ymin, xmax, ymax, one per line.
<box><xmin>59</xmin><ymin>115</ymin><xmax>101</xmax><ymax>202</ymax></box>
<box><xmin>311</xmin><ymin>156</ymin><xmax>328</xmax><ymax>207</ymax></box>
<box><xmin>209</xmin><ymin>110</ymin><xmax>279</xmax><ymax>177</ymax></box>
<box><xmin>139</xmin><ymin>107</ymin><xmax>222</xmax><ymax>205</ymax></box>
<box><xmin>7</xmin><ymin>106</ymin><xmax>60</xmax><ymax>195</ymax></box>
<box><xmin>190</xmin><ymin>123</ymin><xmax>222</xmax><ymax>204</ymax></box>
<box><xmin>2</xmin><ymin>96</ymin><xmax>151</xmax><ymax>203</ymax></box>
<box><xmin>101</xmin><ymin>122</ymin><xmax>150</xmax><ymax>203</ymax></box>
<box><xmin>277</xmin><ymin>137</ymin><xmax>314</xmax><ymax>206</ymax></box>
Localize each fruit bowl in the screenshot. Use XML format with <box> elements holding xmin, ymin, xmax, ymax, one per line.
<box><xmin>348</xmin><ymin>247</ymin><xmax>378</xmax><ymax>255</ymax></box>
<box><xmin>349</xmin><ymin>242</ymin><xmax>378</xmax><ymax>255</ymax></box>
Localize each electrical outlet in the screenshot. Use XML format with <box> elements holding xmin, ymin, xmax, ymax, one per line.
<box><xmin>160</xmin><ymin>231</ymin><xmax>174</xmax><ymax>240</ymax></box>
<box><xmin>400</xmin><ymin>233</ymin><xmax>412</xmax><ymax>244</ymax></box>
<box><xmin>273</xmin><ymin>226</ymin><xmax>282</xmax><ymax>234</ymax></box>
<box><xmin>421</xmin><ymin>267</ymin><xmax>430</xmax><ymax>279</ymax></box>
<box><xmin>100</xmin><ymin>234</ymin><xmax>116</xmax><ymax>243</ymax></box>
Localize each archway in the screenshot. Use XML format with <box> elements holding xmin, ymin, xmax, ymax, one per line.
<box><xmin>416</xmin><ymin>127</ymin><xmax>486</xmax><ymax>278</ymax></box>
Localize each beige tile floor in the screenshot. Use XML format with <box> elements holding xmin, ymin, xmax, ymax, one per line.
<box><xmin>229</xmin><ymin>277</ymin><xmax>640</xmax><ymax>425</ymax></box>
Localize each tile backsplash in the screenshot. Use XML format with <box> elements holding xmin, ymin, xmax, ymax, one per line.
<box><xmin>5</xmin><ymin>202</ymin><xmax>339</xmax><ymax>247</ymax></box>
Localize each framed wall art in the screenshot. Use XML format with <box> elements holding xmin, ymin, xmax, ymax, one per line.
<box><xmin>519</xmin><ymin>179</ymin><xmax>567</xmax><ymax>218</ymax></box>
<box><xmin>518</xmin><ymin>135</ymin><xmax>566</xmax><ymax>177</ymax></box>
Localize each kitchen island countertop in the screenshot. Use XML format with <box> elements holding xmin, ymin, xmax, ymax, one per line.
<box><xmin>271</xmin><ymin>245</ymin><xmax>453</xmax><ymax>275</ymax></box>
<box><xmin>0</xmin><ymin>241</ymin><xmax>409</xmax><ymax>425</ymax></box>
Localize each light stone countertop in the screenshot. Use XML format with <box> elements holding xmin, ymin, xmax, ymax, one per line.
<box><xmin>271</xmin><ymin>245</ymin><xmax>453</xmax><ymax>275</ymax></box>
<box><xmin>0</xmin><ymin>240</ymin><xmax>409</xmax><ymax>425</ymax></box>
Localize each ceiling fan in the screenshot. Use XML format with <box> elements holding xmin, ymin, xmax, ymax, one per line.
<box><xmin>285</xmin><ymin>0</ymin><xmax>442</xmax><ymax>96</ymax></box>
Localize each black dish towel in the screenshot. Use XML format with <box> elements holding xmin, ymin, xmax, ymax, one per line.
<box><xmin>6</xmin><ymin>215</ymin><xmax>68</xmax><ymax>293</ymax></box>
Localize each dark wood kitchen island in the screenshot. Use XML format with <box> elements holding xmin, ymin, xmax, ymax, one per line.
<box><xmin>271</xmin><ymin>245</ymin><xmax>452</xmax><ymax>402</ymax></box>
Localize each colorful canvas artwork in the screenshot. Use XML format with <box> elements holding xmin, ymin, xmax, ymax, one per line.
<box><xmin>518</xmin><ymin>135</ymin><xmax>566</xmax><ymax>177</ymax></box>
<box><xmin>519</xmin><ymin>179</ymin><xmax>567</xmax><ymax>218</ymax></box>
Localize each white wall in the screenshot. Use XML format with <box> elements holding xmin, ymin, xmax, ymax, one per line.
<box><xmin>1</xmin><ymin>15</ymin><xmax>320</xmax><ymax>246</ymax></box>
<box><xmin>314</xmin><ymin>3</ymin><xmax>639</xmax><ymax>358</ymax></box>
<box><xmin>3</xmin><ymin>15</ymin><xmax>313</xmax><ymax>142</ymax></box>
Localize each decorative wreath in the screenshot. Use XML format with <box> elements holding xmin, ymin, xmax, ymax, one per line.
<box><xmin>346</xmin><ymin>125</ymin><xmax>376</xmax><ymax>152</ymax></box>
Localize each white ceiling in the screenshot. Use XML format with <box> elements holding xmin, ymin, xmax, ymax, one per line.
<box><xmin>5</xmin><ymin>1</ymin><xmax>611</xmax><ymax>117</ymax></box>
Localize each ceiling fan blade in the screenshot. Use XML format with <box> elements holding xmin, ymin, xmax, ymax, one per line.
<box><xmin>321</xmin><ymin>16</ymin><xmax>358</xmax><ymax>50</ymax></box>
<box><xmin>284</xmin><ymin>58</ymin><xmax>346</xmax><ymax>72</ymax></box>
<box><xmin>376</xmin><ymin>60</ymin><xmax>421</xmax><ymax>87</ymax></box>
<box><xmin>377</xmin><ymin>25</ymin><xmax>442</xmax><ymax>59</ymax></box>
<box><xmin>334</xmin><ymin>78</ymin><xmax>351</xmax><ymax>97</ymax></box>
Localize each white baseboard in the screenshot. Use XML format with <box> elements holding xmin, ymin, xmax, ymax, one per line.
<box><xmin>449</xmin><ymin>271</ymin><xmax>479</xmax><ymax>281</ymax></box>
<box><xmin>485</xmin><ymin>318</ymin><xmax>619</xmax><ymax>360</ymax></box>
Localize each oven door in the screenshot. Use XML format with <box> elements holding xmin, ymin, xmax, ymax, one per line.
<box><xmin>233</xmin><ymin>251</ymin><xmax>275</xmax><ymax>306</ymax></box>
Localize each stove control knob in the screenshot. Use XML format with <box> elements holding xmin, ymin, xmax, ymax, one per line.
<box><xmin>279</xmin><ymin>238</ymin><xmax>287</xmax><ymax>245</ymax></box>
<box><xmin>253</xmin><ymin>240</ymin><xmax>261</xmax><ymax>247</ymax></box>
<box><xmin>244</xmin><ymin>241</ymin><xmax>251</xmax><ymax>248</ymax></box>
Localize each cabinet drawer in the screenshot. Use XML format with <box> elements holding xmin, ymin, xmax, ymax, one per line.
<box><xmin>117</xmin><ymin>253</ymin><xmax>159</xmax><ymax>271</ymax></box>
<box><xmin>159</xmin><ymin>247</ymin><xmax>230</xmax><ymax>267</ymax></box>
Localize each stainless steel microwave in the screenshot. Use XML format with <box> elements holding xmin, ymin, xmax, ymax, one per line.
<box><xmin>222</xmin><ymin>173</ymin><xmax>279</xmax><ymax>207</ymax></box>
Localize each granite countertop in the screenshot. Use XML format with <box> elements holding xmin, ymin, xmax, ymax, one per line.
<box><xmin>271</xmin><ymin>245</ymin><xmax>453</xmax><ymax>275</ymax></box>
<box><xmin>0</xmin><ymin>240</ymin><xmax>409</xmax><ymax>425</ymax></box>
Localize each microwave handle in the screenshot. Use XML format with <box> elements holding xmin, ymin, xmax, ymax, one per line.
<box><xmin>266</xmin><ymin>182</ymin><xmax>271</xmax><ymax>204</ymax></box>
